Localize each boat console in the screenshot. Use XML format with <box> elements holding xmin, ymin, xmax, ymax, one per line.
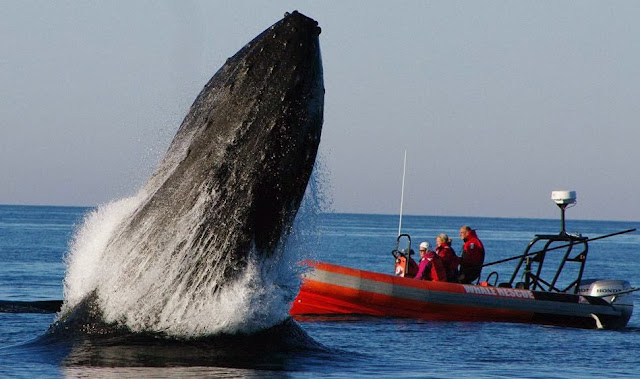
<box><xmin>392</xmin><ymin>234</ymin><xmax>418</xmax><ymax>277</ymax></box>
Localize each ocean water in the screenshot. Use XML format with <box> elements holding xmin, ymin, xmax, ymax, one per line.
<box><xmin>1</xmin><ymin>204</ymin><xmax>640</xmax><ymax>378</ymax></box>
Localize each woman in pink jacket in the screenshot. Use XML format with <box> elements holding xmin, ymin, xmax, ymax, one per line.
<box><xmin>414</xmin><ymin>242</ymin><xmax>447</xmax><ymax>281</ymax></box>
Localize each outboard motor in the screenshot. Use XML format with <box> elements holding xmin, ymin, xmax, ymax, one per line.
<box><xmin>578</xmin><ymin>279</ymin><xmax>635</xmax><ymax>328</ymax></box>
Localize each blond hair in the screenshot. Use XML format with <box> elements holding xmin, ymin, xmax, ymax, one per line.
<box><xmin>436</xmin><ymin>233</ymin><xmax>451</xmax><ymax>245</ymax></box>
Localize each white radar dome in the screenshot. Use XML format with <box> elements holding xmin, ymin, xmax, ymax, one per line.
<box><xmin>551</xmin><ymin>190</ymin><xmax>576</xmax><ymax>205</ymax></box>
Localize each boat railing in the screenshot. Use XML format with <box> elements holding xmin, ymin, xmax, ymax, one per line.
<box><xmin>482</xmin><ymin>228</ymin><xmax>636</xmax><ymax>294</ymax></box>
<box><xmin>508</xmin><ymin>233</ymin><xmax>588</xmax><ymax>293</ymax></box>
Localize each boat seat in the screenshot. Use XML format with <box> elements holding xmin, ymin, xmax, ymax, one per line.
<box><xmin>515</xmin><ymin>282</ymin><xmax>527</xmax><ymax>289</ymax></box>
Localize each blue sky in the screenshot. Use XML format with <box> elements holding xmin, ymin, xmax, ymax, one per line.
<box><xmin>2</xmin><ymin>1</ymin><xmax>639</xmax><ymax>221</ymax></box>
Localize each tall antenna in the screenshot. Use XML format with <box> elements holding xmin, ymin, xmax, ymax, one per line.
<box><xmin>398</xmin><ymin>150</ymin><xmax>407</xmax><ymax>236</ymax></box>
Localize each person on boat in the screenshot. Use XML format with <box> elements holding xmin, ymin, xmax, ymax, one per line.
<box><xmin>406</xmin><ymin>250</ymin><xmax>419</xmax><ymax>277</ymax></box>
<box><xmin>414</xmin><ymin>241</ymin><xmax>447</xmax><ymax>281</ymax></box>
<box><xmin>435</xmin><ymin>233</ymin><xmax>460</xmax><ymax>282</ymax></box>
<box><xmin>458</xmin><ymin>226</ymin><xmax>485</xmax><ymax>284</ymax></box>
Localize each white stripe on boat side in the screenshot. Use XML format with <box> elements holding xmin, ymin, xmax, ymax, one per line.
<box><xmin>306</xmin><ymin>268</ymin><xmax>621</xmax><ymax>317</ymax></box>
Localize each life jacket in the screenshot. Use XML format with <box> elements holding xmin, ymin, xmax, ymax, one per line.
<box><xmin>395</xmin><ymin>255</ymin><xmax>418</xmax><ymax>277</ymax></box>
<box><xmin>461</xmin><ymin>230</ymin><xmax>485</xmax><ymax>266</ymax></box>
<box><xmin>427</xmin><ymin>252</ymin><xmax>448</xmax><ymax>282</ymax></box>
<box><xmin>459</xmin><ymin>230</ymin><xmax>485</xmax><ymax>283</ymax></box>
<box><xmin>436</xmin><ymin>245</ymin><xmax>460</xmax><ymax>282</ymax></box>
<box><xmin>415</xmin><ymin>251</ymin><xmax>447</xmax><ymax>281</ymax></box>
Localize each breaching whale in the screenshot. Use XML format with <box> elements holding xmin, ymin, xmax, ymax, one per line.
<box><xmin>53</xmin><ymin>11</ymin><xmax>324</xmax><ymax>337</ymax></box>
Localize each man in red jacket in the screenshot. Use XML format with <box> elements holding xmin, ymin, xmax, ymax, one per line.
<box><xmin>458</xmin><ymin>226</ymin><xmax>485</xmax><ymax>284</ymax></box>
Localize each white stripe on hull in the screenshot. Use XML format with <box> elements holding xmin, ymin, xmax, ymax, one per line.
<box><xmin>307</xmin><ymin>268</ymin><xmax>623</xmax><ymax>318</ymax></box>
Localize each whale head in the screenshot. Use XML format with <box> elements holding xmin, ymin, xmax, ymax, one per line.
<box><xmin>60</xmin><ymin>11</ymin><xmax>324</xmax><ymax>336</ymax></box>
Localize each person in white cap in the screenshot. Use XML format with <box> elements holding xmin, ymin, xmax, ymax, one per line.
<box><xmin>414</xmin><ymin>241</ymin><xmax>447</xmax><ymax>281</ymax></box>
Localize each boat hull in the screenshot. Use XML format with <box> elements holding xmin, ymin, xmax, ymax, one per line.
<box><xmin>290</xmin><ymin>261</ymin><xmax>632</xmax><ymax>329</ymax></box>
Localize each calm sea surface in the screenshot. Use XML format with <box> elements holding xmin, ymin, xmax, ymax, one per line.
<box><xmin>1</xmin><ymin>205</ymin><xmax>640</xmax><ymax>378</ymax></box>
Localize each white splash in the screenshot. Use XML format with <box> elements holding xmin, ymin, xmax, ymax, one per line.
<box><xmin>61</xmin><ymin>163</ymin><xmax>324</xmax><ymax>337</ymax></box>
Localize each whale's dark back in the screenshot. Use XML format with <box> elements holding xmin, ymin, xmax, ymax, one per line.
<box><xmin>129</xmin><ymin>9</ymin><xmax>324</xmax><ymax>284</ymax></box>
<box><xmin>59</xmin><ymin>11</ymin><xmax>324</xmax><ymax>336</ymax></box>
